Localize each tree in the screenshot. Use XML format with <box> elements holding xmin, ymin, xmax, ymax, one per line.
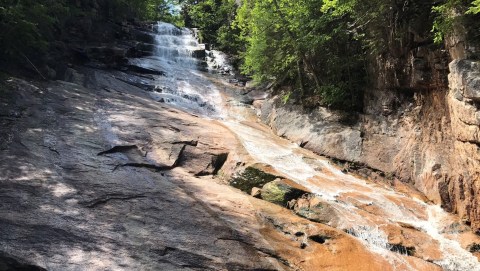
<box><xmin>179</xmin><ymin>0</ymin><xmax>240</xmax><ymax>51</ymax></box>
<box><xmin>0</xmin><ymin>0</ymin><xmax>180</xmax><ymax>64</ymax></box>
<box><xmin>0</xmin><ymin>0</ymin><xmax>68</xmax><ymax>59</ymax></box>
<box><xmin>468</xmin><ymin>0</ymin><xmax>480</xmax><ymax>13</ymax></box>
<box><xmin>235</xmin><ymin>0</ymin><xmax>366</xmax><ymax>109</ymax></box>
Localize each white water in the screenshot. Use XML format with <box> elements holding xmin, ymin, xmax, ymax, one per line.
<box><xmin>130</xmin><ymin>22</ymin><xmax>225</xmax><ymax>119</ymax></box>
<box><xmin>139</xmin><ymin>22</ymin><xmax>480</xmax><ymax>270</ymax></box>
<box><xmin>227</xmin><ymin>121</ymin><xmax>480</xmax><ymax>270</ymax></box>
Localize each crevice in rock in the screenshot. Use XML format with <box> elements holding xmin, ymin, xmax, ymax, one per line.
<box><xmin>457</xmin><ymin>116</ymin><xmax>480</xmax><ymax>127</ymax></box>
<box><xmin>193</xmin><ymin>152</ymin><xmax>229</xmax><ymax>177</ymax></box>
<box><xmin>155</xmin><ymin>245</ymin><xmax>217</xmax><ymax>269</ymax></box>
<box><xmin>171</xmin><ymin>145</ymin><xmax>187</xmax><ymax>168</ymax></box>
<box><xmin>195</xmin><ymin>170</ymin><xmax>212</xmax><ymax>177</ymax></box>
<box><xmin>115</xmin><ymin>77</ymin><xmax>155</xmax><ymax>92</ymax></box>
<box><xmin>126</xmin><ymin>65</ymin><xmax>166</xmax><ymax>76</ymax></box>
<box><xmin>82</xmin><ymin>193</ymin><xmax>147</xmax><ymax>208</ymax></box>
<box><xmin>308</xmin><ymin>235</ymin><xmax>330</xmax><ymax>244</ymax></box>
<box><xmin>113</xmin><ymin>144</ymin><xmax>188</xmax><ymax>172</ymax></box>
<box><xmin>81</xmin><ymin>162</ymin><xmax>99</xmax><ymax>169</ymax></box>
<box><xmin>171</xmin><ymin>140</ymin><xmax>198</xmax><ymax>147</ymax></box>
<box><xmin>255</xmin><ymin>246</ymin><xmax>291</xmax><ymax>267</ymax></box>
<box><xmin>156</xmin><ymin>246</ymin><xmax>177</xmax><ymax>256</ymax></box>
<box><xmin>215</xmin><ymin>237</ymin><xmax>252</xmax><ymax>246</ymax></box>
<box><xmin>114</xmin><ymin>163</ymin><xmax>173</xmax><ymax>172</ymax></box>
<box><xmin>211</xmin><ymin>153</ymin><xmax>229</xmax><ymax>175</ymax></box>
<box><xmin>457</xmin><ymin>139</ymin><xmax>480</xmax><ymax>148</ymax></box>
<box><xmin>41</xmin><ymin>144</ymin><xmax>60</xmax><ymax>155</ymax></box>
<box><xmin>98</xmin><ymin>145</ymin><xmax>138</xmax><ymax>156</ymax></box>
<box><xmin>389</xmin><ymin>244</ymin><xmax>416</xmax><ymax>256</ymax></box>
<box><xmin>166</xmin><ymin>126</ymin><xmax>180</xmax><ymax>132</ymax></box>
<box><xmin>468</xmin><ymin>243</ymin><xmax>480</xmax><ymax>253</ymax></box>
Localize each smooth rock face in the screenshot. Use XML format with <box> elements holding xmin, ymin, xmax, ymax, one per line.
<box><xmin>260</xmin><ymin>102</ymin><xmax>363</xmax><ymax>164</ymax></box>
<box><xmin>260</xmin><ymin>98</ymin><xmax>397</xmax><ymax>173</ymax></box>
<box><xmin>451</xmin><ymin>60</ymin><xmax>480</xmax><ymax>101</ymax></box>
<box><xmin>0</xmin><ymin>75</ymin><xmax>283</xmax><ymax>270</ymax></box>
<box><xmin>445</xmin><ymin>59</ymin><xmax>480</xmax><ymax>230</ymax></box>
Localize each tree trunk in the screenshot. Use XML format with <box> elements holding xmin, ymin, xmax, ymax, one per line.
<box><xmin>271</xmin><ymin>0</ymin><xmax>322</xmax><ymax>92</ymax></box>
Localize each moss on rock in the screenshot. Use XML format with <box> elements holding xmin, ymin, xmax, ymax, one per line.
<box><xmin>261</xmin><ymin>179</ymin><xmax>306</xmax><ymax>206</ymax></box>
<box><xmin>230</xmin><ymin>166</ymin><xmax>279</xmax><ymax>193</ymax></box>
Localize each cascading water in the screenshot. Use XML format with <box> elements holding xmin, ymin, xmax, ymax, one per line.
<box><xmin>129</xmin><ymin>22</ymin><xmax>225</xmax><ymax>118</ymax></box>
<box><xmin>136</xmin><ymin>21</ymin><xmax>480</xmax><ymax>270</ymax></box>
<box><xmin>153</xmin><ymin>22</ymin><xmax>201</xmax><ymax>68</ymax></box>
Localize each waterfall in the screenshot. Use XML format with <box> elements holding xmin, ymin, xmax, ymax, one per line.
<box><xmin>152</xmin><ymin>22</ymin><xmax>201</xmax><ymax>68</ymax></box>
<box><xmin>131</xmin><ymin>22</ymin><xmax>224</xmax><ymax>119</ymax></box>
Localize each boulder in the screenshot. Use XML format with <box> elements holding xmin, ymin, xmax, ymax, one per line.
<box><xmin>290</xmin><ymin>194</ymin><xmax>339</xmax><ymax>224</ymax></box>
<box><xmin>64</xmin><ymin>68</ymin><xmax>85</xmax><ymax>85</ymax></box>
<box><xmin>230</xmin><ymin>166</ymin><xmax>280</xmax><ymax>193</ymax></box>
<box><xmin>176</xmin><ymin>145</ymin><xmax>229</xmax><ymax>176</ymax></box>
<box><xmin>191</xmin><ymin>49</ymin><xmax>206</xmax><ymax>59</ymax></box>
<box><xmin>260</xmin><ymin>179</ymin><xmax>306</xmax><ymax>206</ymax></box>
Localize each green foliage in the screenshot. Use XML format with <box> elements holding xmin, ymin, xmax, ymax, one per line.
<box><xmin>468</xmin><ymin>0</ymin><xmax>480</xmax><ymax>13</ymax></box>
<box><xmin>431</xmin><ymin>0</ymin><xmax>480</xmax><ymax>44</ymax></box>
<box><xmin>431</xmin><ymin>0</ymin><xmax>465</xmax><ymax>44</ymax></box>
<box><xmin>0</xmin><ymin>0</ymin><xmax>68</xmax><ymax>59</ymax></box>
<box><xmin>282</xmin><ymin>92</ymin><xmax>291</xmax><ymax>104</ymax></box>
<box><xmin>235</xmin><ymin>0</ymin><xmax>366</xmax><ymax>110</ymax></box>
<box><xmin>101</xmin><ymin>0</ymin><xmax>180</xmax><ymax>22</ymax></box>
<box><xmin>180</xmin><ymin>0</ymin><xmax>241</xmax><ymax>53</ymax></box>
<box><xmin>0</xmin><ymin>0</ymin><xmax>181</xmax><ymax>64</ymax></box>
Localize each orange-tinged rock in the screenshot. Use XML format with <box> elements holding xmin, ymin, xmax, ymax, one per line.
<box><xmin>252</xmin><ymin>198</ymin><xmax>442</xmax><ymax>271</ymax></box>
<box><xmin>380</xmin><ymin>224</ymin><xmax>443</xmax><ymax>261</ymax></box>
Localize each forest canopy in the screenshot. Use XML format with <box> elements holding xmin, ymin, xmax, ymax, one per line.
<box><xmin>0</xmin><ymin>0</ymin><xmax>178</xmax><ymax>62</ymax></box>
<box><xmin>1</xmin><ymin>0</ymin><xmax>479</xmax><ymax>109</ymax></box>
<box><xmin>181</xmin><ymin>0</ymin><xmax>480</xmax><ymax>109</ymax></box>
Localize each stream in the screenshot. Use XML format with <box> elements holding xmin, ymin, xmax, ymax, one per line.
<box><xmin>133</xmin><ymin>22</ymin><xmax>480</xmax><ymax>271</ymax></box>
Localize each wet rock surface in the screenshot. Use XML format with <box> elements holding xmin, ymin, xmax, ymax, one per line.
<box><xmin>1</xmin><ymin>67</ymin><xmax>462</xmax><ymax>270</ymax></box>
<box><xmin>259</xmin><ymin>62</ymin><xmax>480</xmax><ymax>235</ymax></box>
<box><xmin>289</xmin><ymin>194</ymin><xmax>339</xmax><ymax>225</ymax></box>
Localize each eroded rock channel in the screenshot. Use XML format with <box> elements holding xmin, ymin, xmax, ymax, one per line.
<box><xmin>1</xmin><ymin>22</ymin><xmax>480</xmax><ymax>271</ymax></box>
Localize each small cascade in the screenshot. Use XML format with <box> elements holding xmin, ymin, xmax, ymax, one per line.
<box><xmin>225</xmin><ymin>120</ymin><xmax>480</xmax><ymax>270</ymax></box>
<box><xmin>132</xmin><ymin>22</ymin><xmax>224</xmax><ymax>118</ymax></box>
<box><xmin>152</xmin><ymin>22</ymin><xmax>203</xmax><ymax>68</ymax></box>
